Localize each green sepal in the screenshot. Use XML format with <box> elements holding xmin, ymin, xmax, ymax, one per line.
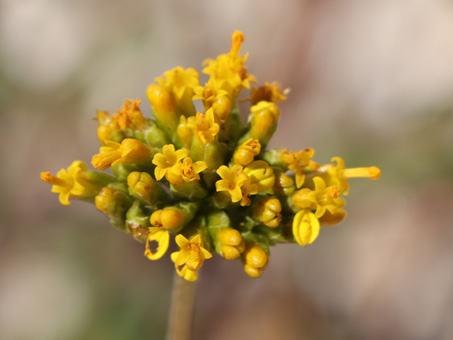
<box><xmin>125</xmin><ymin>200</ymin><xmax>153</xmax><ymax>242</ymax></box>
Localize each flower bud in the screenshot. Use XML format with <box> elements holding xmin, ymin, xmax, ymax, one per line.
<box><xmin>146</xmin><ymin>84</ymin><xmax>179</xmax><ymax>133</ymax></box>
<box><xmin>292</xmin><ymin>209</ymin><xmax>320</xmax><ymax>246</ymax></box>
<box><xmin>253</xmin><ymin>197</ymin><xmax>282</xmax><ymax>228</ymax></box>
<box><xmin>243</xmin><ymin>245</ymin><xmax>268</xmax><ymax>278</ymax></box>
<box><xmin>151</xmin><ymin>209</ymin><xmax>184</xmax><ymax>230</ymax></box>
<box><xmin>218</xmin><ymin>229</ymin><xmax>245</xmax><ymax>260</ymax></box>
<box><xmin>95</xmin><ymin>186</ymin><xmax>131</xmax><ymax>230</ymax></box>
<box><xmin>243</xmin><ymin>160</ymin><xmax>275</xmax><ymax>192</ymax></box>
<box><xmin>232</xmin><ymin>138</ymin><xmax>261</xmax><ymax>166</ymax></box>
<box><xmin>273</xmin><ymin>172</ymin><xmax>295</xmax><ymax>196</ymax></box>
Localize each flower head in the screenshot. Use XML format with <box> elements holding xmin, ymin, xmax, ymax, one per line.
<box><xmin>41</xmin><ymin>30</ymin><xmax>381</xmax><ymax>282</ymax></box>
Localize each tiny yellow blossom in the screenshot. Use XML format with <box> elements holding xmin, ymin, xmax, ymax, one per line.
<box><xmin>152</xmin><ymin>144</ymin><xmax>189</xmax><ymax>181</ymax></box>
<box><xmin>181</xmin><ymin>157</ymin><xmax>208</xmax><ymax>182</ymax></box>
<box><xmin>243</xmin><ymin>245</ymin><xmax>268</xmax><ymax>278</ymax></box>
<box><xmin>112</xmin><ymin>98</ymin><xmax>148</xmax><ymax>130</ymax></box>
<box><xmin>232</xmin><ymin>138</ymin><xmax>261</xmax><ymax>166</ymax></box>
<box><xmin>292</xmin><ymin>177</ymin><xmax>345</xmax><ymax>219</ymax></box>
<box><xmin>282</xmin><ymin>148</ymin><xmax>318</xmax><ymax>189</ymax></box>
<box><xmin>293</xmin><ymin>209</ymin><xmax>320</xmax><ymax>246</ymax></box>
<box><xmin>145</xmin><ymin>227</ymin><xmax>170</xmax><ymax>260</ymax></box>
<box><xmin>248</xmin><ymin>82</ymin><xmax>289</xmax><ymax>104</ymax></box>
<box><xmin>187</xmin><ymin>109</ymin><xmax>220</xmax><ymax>145</ymax></box>
<box><xmin>215</xmin><ymin>165</ymin><xmax>249</xmax><ymax>203</ymax></box>
<box><xmin>171</xmin><ymin>234</ymin><xmax>212</xmax><ymax>282</ymax></box>
<box><xmin>243</xmin><ymin>160</ymin><xmax>275</xmax><ymax>193</ymax></box>
<box><xmin>202</xmin><ymin>31</ymin><xmax>256</xmax><ymax>100</ymax></box>
<box><xmin>156</xmin><ymin>67</ymin><xmax>200</xmax><ymax>116</ymax></box>
<box><xmin>319</xmin><ymin>157</ymin><xmax>381</xmax><ymax>195</ymax></box>
<box><xmin>40</xmin><ymin>161</ymin><xmax>88</xmax><ymax>205</ymax></box>
<box><xmin>92</xmin><ymin>139</ymin><xmax>151</xmax><ymax>171</ymax></box>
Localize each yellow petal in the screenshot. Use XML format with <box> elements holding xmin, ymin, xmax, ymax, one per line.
<box><xmin>293</xmin><ymin>210</ymin><xmax>320</xmax><ymax>246</ymax></box>
<box><xmin>145</xmin><ymin>228</ymin><xmax>170</xmax><ymax>260</ymax></box>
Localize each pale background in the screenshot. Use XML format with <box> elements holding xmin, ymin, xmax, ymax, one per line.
<box><xmin>1</xmin><ymin>1</ymin><xmax>453</xmax><ymax>339</ymax></box>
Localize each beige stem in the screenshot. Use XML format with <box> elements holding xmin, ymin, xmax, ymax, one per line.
<box><xmin>166</xmin><ymin>271</ymin><xmax>197</xmax><ymax>340</ymax></box>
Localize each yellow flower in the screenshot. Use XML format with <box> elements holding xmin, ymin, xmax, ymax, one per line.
<box><xmin>232</xmin><ymin>138</ymin><xmax>261</xmax><ymax>166</ymax></box>
<box><xmin>292</xmin><ymin>177</ymin><xmax>345</xmax><ymax>219</ymax></box>
<box><xmin>202</xmin><ymin>31</ymin><xmax>256</xmax><ymax>100</ymax></box>
<box><xmin>292</xmin><ymin>209</ymin><xmax>320</xmax><ymax>246</ymax></box>
<box><xmin>112</xmin><ymin>98</ymin><xmax>148</xmax><ymax>130</ymax></box>
<box><xmin>156</xmin><ymin>66</ymin><xmax>200</xmax><ymax>116</ymax></box>
<box><xmin>96</xmin><ymin>110</ymin><xmax>120</xmax><ymax>144</ymax></box>
<box><xmin>91</xmin><ymin>138</ymin><xmax>151</xmax><ymax>171</ymax></box>
<box><xmin>243</xmin><ymin>245</ymin><xmax>268</xmax><ymax>278</ymax></box>
<box><xmin>171</xmin><ymin>234</ymin><xmax>212</xmax><ymax>282</ymax></box>
<box><xmin>145</xmin><ymin>227</ymin><xmax>170</xmax><ymax>260</ymax></box>
<box><xmin>187</xmin><ymin>109</ymin><xmax>220</xmax><ymax>145</ymax></box>
<box><xmin>127</xmin><ymin>171</ymin><xmax>156</xmax><ymax>202</ymax></box>
<box><xmin>243</xmin><ymin>160</ymin><xmax>275</xmax><ymax>193</ymax></box>
<box><xmin>319</xmin><ymin>157</ymin><xmax>381</xmax><ymax>195</ymax></box>
<box><xmin>152</xmin><ymin>144</ymin><xmax>189</xmax><ymax>181</ymax></box>
<box><xmin>181</xmin><ymin>157</ymin><xmax>208</xmax><ymax>182</ymax></box>
<box><xmin>215</xmin><ymin>165</ymin><xmax>249</xmax><ymax>203</ymax></box>
<box><xmin>193</xmin><ymin>81</ymin><xmax>231</xmax><ymax>121</ymax></box>
<box><xmin>40</xmin><ymin>160</ymin><xmax>87</xmax><ymax>205</ymax></box>
<box><xmin>282</xmin><ymin>148</ymin><xmax>319</xmax><ymax>189</ymax></box>
<box><xmin>248</xmin><ymin>82</ymin><xmax>289</xmax><ymax>104</ymax></box>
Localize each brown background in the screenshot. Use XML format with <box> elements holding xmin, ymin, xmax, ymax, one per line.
<box><xmin>1</xmin><ymin>1</ymin><xmax>453</xmax><ymax>339</ymax></box>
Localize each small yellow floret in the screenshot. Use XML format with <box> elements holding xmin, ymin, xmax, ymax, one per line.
<box><xmin>232</xmin><ymin>138</ymin><xmax>261</xmax><ymax>166</ymax></box>
<box><xmin>40</xmin><ymin>160</ymin><xmax>88</xmax><ymax>205</ymax></box>
<box><xmin>156</xmin><ymin>67</ymin><xmax>200</xmax><ymax>116</ymax></box>
<box><xmin>215</xmin><ymin>165</ymin><xmax>249</xmax><ymax>203</ymax></box>
<box><xmin>92</xmin><ymin>139</ymin><xmax>151</xmax><ymax>171</ymax></box>
<box><xmin>187</xmin><ymin>110</ymin><xmax>220</xmax><ymax>145</ymax></box>
<box><xmin>282</xmin><ymin>148</ymin><xmax>318</xmax><ymax>189</ymax></box>
<box><xmin>292</xmin><ymin>177</ymin><xmax>345</xmax><ymax>219</ymax></box>
<box><xmin>152</xmin><ymin>144</ymin><xmax>189</xmax><ymax>181</ymax></box>
<box><xmin>171</xmin><ymin>234</ymin><xmax>212</xmax><ymax>282</ymax></box>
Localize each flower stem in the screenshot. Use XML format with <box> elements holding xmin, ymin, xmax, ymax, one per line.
<box><xmin>166</xmin><ymin>271</ymin><xmax>197</xmax><ymax>340</ymax></box>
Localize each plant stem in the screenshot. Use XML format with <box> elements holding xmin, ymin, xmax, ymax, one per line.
<box><xmin>166</xmin><ymin>271</ymin><xmax>197</xmax><ymax>340</ymax></box>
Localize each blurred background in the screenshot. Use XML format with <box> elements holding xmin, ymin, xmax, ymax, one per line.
<box><xmin>1</xmin><ymin>0</ymin><xmax>453</xmax><ymax>339</ymax></box>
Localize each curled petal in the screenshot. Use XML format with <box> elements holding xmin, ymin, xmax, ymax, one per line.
<box><xmin>293</xmin><ymin>210</ymin><xmax>320</xmax><ymax>246</ymax></box>
<box><xmin>145</xmin><ymin>227</ymin><xmax>170</xmax><ymax>260</ymax></box>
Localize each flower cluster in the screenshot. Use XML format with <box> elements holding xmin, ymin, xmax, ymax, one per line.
<box><xmin>41</xmin><ymin>31</ymin><xmax>380</xmax><ymax>282</ymax></box>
